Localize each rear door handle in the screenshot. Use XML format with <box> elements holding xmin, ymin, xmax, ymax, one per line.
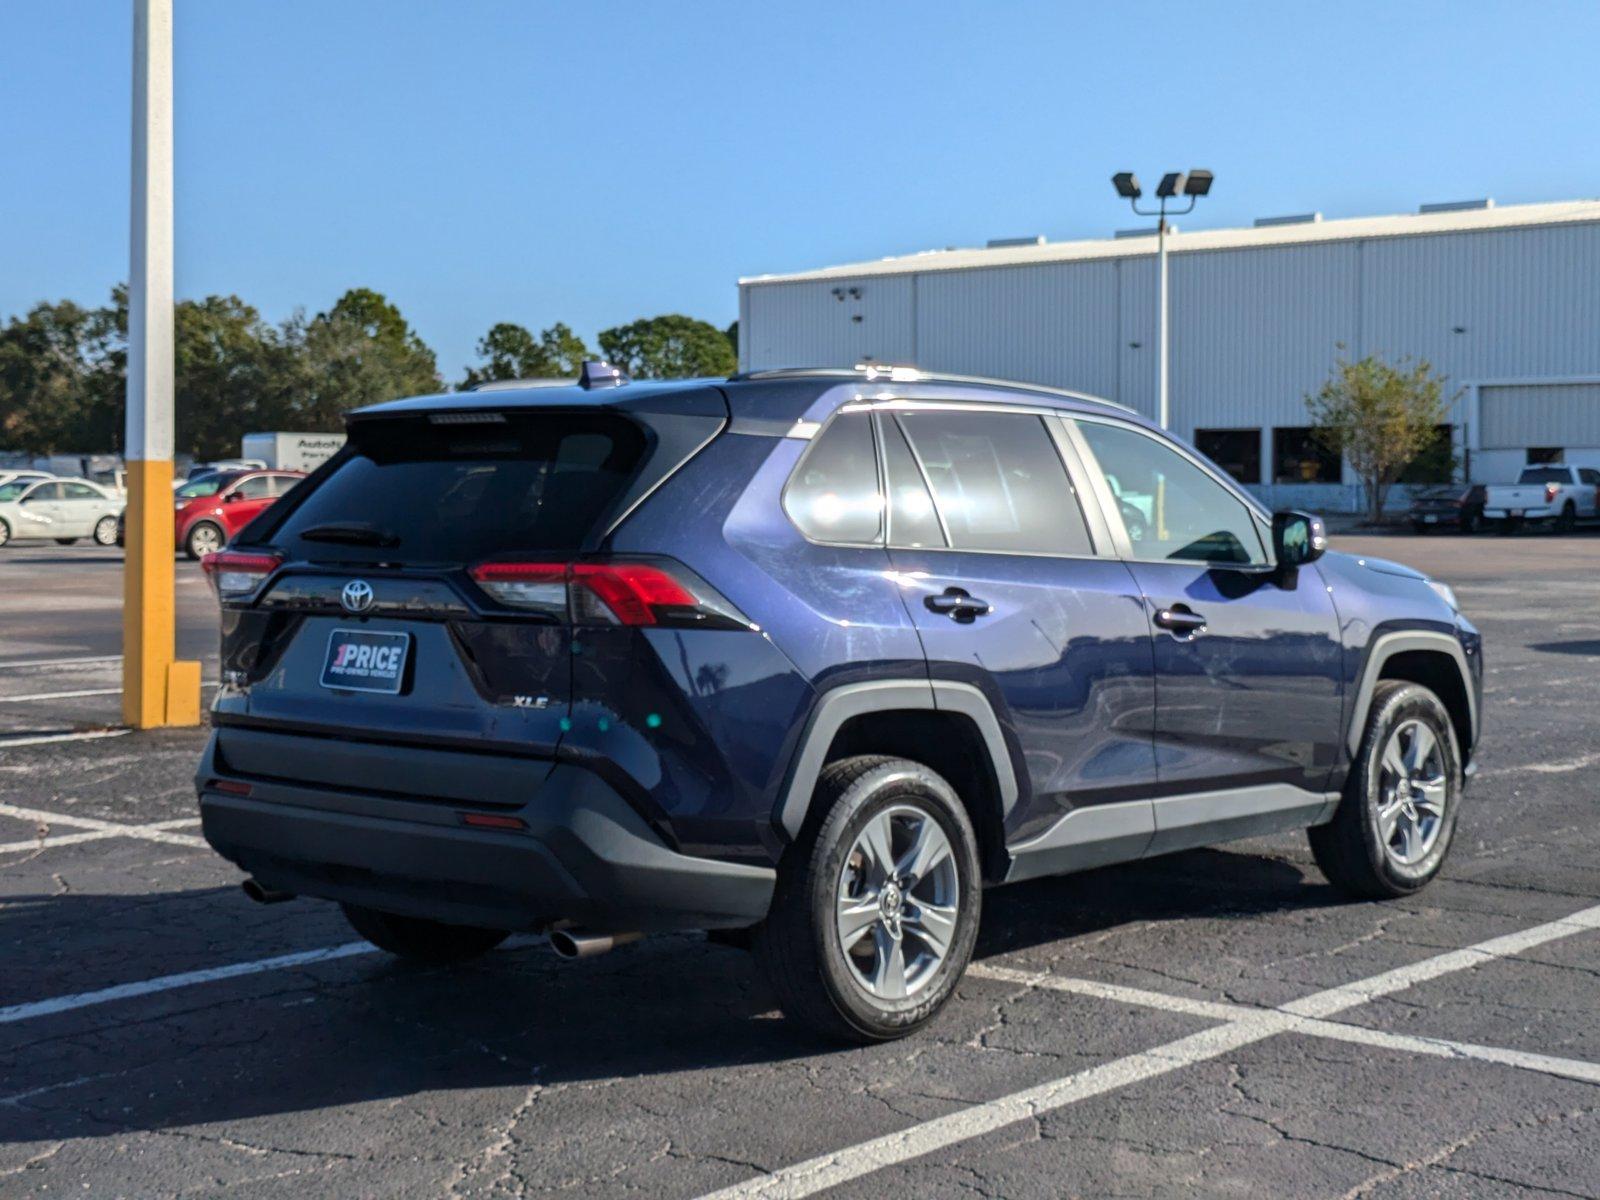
<box><xmin>925</xmin><ymin>587</ymin><xmax>992</xmax><ymax>623</ymax></box>
<box><xmin>1153</xmin><ymin>604</ymin><xmax>1206</xmax><ymax>636</ymax></box>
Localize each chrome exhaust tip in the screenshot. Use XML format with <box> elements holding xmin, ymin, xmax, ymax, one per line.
<box><xmin>548</xmin><ymin>929</ymin><xmax>641</xmax><ymax>959</ymax></box>
<box><xmin>241</xmin><ymin>878</ymin><xmax>295</xmax><ymax>905</ymax></box>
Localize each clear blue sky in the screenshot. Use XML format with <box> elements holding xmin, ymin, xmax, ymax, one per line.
<box><xmin>4</xmin><ymin>1</ymin><xmax>1598</xmax><ymax>382</ymax></box>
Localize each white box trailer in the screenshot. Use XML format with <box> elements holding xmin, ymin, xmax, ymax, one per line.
<box><xmin>241</xmin><ymin>432</ymin><xmax>347</xmax><ymax>473</ymax></box>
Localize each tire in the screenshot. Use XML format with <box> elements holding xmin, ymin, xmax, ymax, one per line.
<box><xmin>0</xmin><ymin>518</ymin><xmax>11</xmax><ymax>547</ymax></box>
<box><xmin>1461</xmin><ymin>511</ymin><xmax>1482</xmax><ymax>535</ymax></box>
<box><xmin>340</xmin><ymin>903</ymin><xmax>509</xmax><ymax>964</ymax></box>
<box><xmin>1310</xmin><ymin>681</ymin><xmax>1461</xmax><ymax>899</ymax></box>
<box><xmin>1410</xmin><ymin>522</ymin><xmax>1427</xmax><ymax>535</ymax></box>
<box><xmin>93</xmin><ymin>515</ymin><xmax>118</xmax><ymax>546</ymax></box>
<box><xmin>1556</xmin><ymin>502</ymin><xmax>1577</xmax><ymax>533</ymax></box>
<box><xmin>185</xmin><ymin>520</ymin><xmax>225</xmax><ymax>560</ymax></box>
<box><xmin>755</xmin><ymin>755</ymin><xmax>982</xmax><ymax>1043</ymax></box>
<box><xmin>54</xmin><ymin>538</ymin><xmax>78</xmax><ymax>546</ymax></box>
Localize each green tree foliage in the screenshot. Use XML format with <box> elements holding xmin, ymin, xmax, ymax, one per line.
<box><xmin>176</xmin><ymin>295</ymin><xmax>306</xmax><ymax>460</ymax></box>
<box><xmin>724</xmin><ymin>319</ymin><xmax>738</xmax><ymax>360</ymax></box>
<box><xmin>0</xmin><ymin>296</ymin><xmax>122</xmax><ymax>453</ymax></box>
<box><xmin>298</xmin><ymin>288</ymin><xmax>441</xmax><ymax>424</ymax></box>
<box><xmin>1306</xmin><ymin>351</ymin><xmax>1454</xmax><ymax>523</ymax></box>
<box><xmin>598</xmin><ymin>314</ymin><xmax>736</xmax><ymax>380</ymax></box>
<box><xmin>459</xmin><ymin>321</ymin><xmax>590</xmax><ymax>388</ymax></box>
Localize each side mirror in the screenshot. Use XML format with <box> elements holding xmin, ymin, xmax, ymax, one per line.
<box><xmin>222</xmin><ymin>491</ymin><xmax>243</xmax><ymax>504</ymax></box>
<box><xmin>1272</xmin><ymin>510</ymin><xmax>1327</xmax><ymax>567</ymax></box>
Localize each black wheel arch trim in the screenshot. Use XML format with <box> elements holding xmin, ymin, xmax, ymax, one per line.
<box><xmin>1346</xmin><ymin>629</ymin><xmax>1478</xmax><ymax>759</ymax></box>
<box><xmin>774</xmin><ymin>679</ymin><xmax>1020</xmax><ymax>840</ymax></box>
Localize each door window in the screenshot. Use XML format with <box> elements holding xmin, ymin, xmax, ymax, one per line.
<box><xmin>896</xmin><ymin>411</ymin><xmax>1093</xmax><ymax>555</ymax></box>
<box><xmin>783</xmin><ymin>411</ymin><xmax>882</xmax><ymax>544</ymax></box>
<box><xmin>1075</xmin><ymin>419</ymin><xmax>1268</xmax><ymax>566</ymax></box>
<box><xmin>881</xmin><ymin>417</ymin><xmax>945</xmax><ymax>548</ymax></box>
<box><xmin>230</xmin><ymin>475</ymin><xmax>274</xmax><ymax>500</ymax></box>
<box><xmin>25</xmin><ymin>483</ymin><xmax>63</xmax><ymax>502</ymax></box>
<box><xmin>62</xmin><ymin>482</ymin><xmax>100</xmax><ymax>501</ymax></box>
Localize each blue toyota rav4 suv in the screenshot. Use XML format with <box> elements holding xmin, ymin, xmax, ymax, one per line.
<box><xmin>198</xmin><ymin>363</ymin><xmax>1481</xmax><ymax>1042</ymax></box>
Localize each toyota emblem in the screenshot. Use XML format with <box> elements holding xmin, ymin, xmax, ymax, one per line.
<box><xmin>340</xmin><ymin>579</ymin><xmax>375</xmax><ymax>614</ymax></box>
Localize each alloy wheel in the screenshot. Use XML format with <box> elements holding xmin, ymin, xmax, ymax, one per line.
<box><xmin>1376</xmin><ymin>719</ymin><xmax>1448</xmax><ymax>865</ymax></box>
<box><xmin>836</xmin><ymin>804</ymin><xmax>960</xmax><ymax>1001</ymax></box>
<box><xmin>189</xmin><ymin>524</ymin><xmax>223</xmax><ymax>556</ymax></box>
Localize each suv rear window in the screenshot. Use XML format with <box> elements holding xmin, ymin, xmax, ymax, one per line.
<box><xmin>263</xmin><ymin>412</ymin><xmax>646</xmax><ymax>565</ymax></box>
<box><xmin>1518</xmin><ymin>467</ymin><xmax>1571</xmax><ymax>484</ymax></box>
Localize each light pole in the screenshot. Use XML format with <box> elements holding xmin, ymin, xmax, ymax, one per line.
<box><xmin>125</xmin><ymin>0</ymin><xmax>200</xmax><ymax>727</ymax></box>
<box><xmin>1111</xmin><ymin>170</ymin><xmax>1213</xmax><ymax>430</ymax></box>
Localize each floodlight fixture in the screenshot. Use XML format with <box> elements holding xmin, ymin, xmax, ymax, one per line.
<box><xmin>1111</xmin><ymin>172</ymin><xmax>1142</xmax><ymax>200</ymax></box>
<box><xmin>1183</xmin><ymin>169</ymin><xmax>1214</xmax><ymax>197</ymax></box>
<box><xmin>1155</xmin><ymin>172</ymin><xmax>1187</xmax><ymax>199</ymax></box>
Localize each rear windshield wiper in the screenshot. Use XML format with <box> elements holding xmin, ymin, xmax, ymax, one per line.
<box><xmin>296</xmin><ymin>522</ymin><xmax>400</xmax><ymax>548</ymax></box>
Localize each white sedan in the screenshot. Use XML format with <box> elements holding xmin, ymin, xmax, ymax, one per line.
<box><xmin>0</xmin><ymin>477</ymin><xmax>123</xmax><ymax>547</ymax></box>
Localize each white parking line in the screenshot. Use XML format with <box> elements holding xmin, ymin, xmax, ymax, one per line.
<box><xmin>0</xmin><ymin>683</ymin><xmax>218</xmax><ymax>704</ymax></box>
<box><xmin>0</xmin><ymin>943</ymin><xmax>376</xmax><ymax>1026</ymax></box>
<box><xmin>0</xmin><ymin>802</ymin><xmax>208</xmax><ymax>849</ymax></box>
<box><xmin>699</xmin><ymin>903</ymin><xmax>1600</xmax><ymax>1199</ymax></box>
<box><xmin>0</xmin><ymin>817</ymin><xmax>200</xmax><ymax>856</ymax></box>
<box><xmin>0</xmin><ymin>656</ymin><xmax>122</xmax><ymax>671</ymax></box>
<box><xmin>0</xmin><ymin>729</ymin><xmax>131</xmax><ymax>750</ymax></box>
<box><xmin>970</xmin><ymin>965</ymin><xmax>1600</xmax><ymax>1087</ymax></box>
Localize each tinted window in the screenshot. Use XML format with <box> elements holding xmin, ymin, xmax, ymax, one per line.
<box><xmin>1580</xmin><ymin>469</ymin><xmax>1600</xmax><ymax>486</ymax></box>
<box><xmin>27</xmin><ymin>483</ymin><xmax>64</xmax><ymax>501</ymax></box>
<box><xmin>898</xmin><ymin>412</ymin><xmax>1092</xmax><ymax>555</ymax></box>
<box><xmin>62</xmin><ymin>482</ymin><xmax>100</xmax><ymax>500</ymax></box>
<box><xmin>231</xmin><ymin>475</ymin><xmax>274</xmax><ymax>500</ymax></box>
<box><xmin>882</xmin><ymin>417</ymin><xmax>945</xmax><ymax>547</ymax></box>
<box><xmin>176</xmin><ymin>477</ymin><xmax>224</xmax><ymax>499</ymax></box>
<box><xmin>0</xmin><ymin>482</ymin><xmax>30</xmax><ymax>502</ymax></box>
<box><xmin>266</xmin><ymin>412</ymin><xmax>646</xmax><ymax>565</ymax></box>
<box><xmin>784</xmin><ymin>411</ymin><xmax>882</xmax><ymax>544</ymax></box>
<box><xmin>1077</xmin><ymin>419</ymin><xmax>1267</xmax><ymax>566</ymax></box>
<box><xmin>1518</xmin><ymin>467</ymin><xmax>1572</xmax><ymax>484</ymax></box>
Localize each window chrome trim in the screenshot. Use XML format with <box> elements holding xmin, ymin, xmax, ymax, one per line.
<box><xmin>1067</xmin><ymin>413</ymin><xmax>1274</xmax><ymax>569</ymax></box>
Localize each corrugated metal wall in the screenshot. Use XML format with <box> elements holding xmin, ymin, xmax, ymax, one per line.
<box><xmin>1481</xmin><ymin>382</ymin><xmax>1600</xmax><ymax>448</ymax></box>
<box><xmin>741</xmin><ymin>218</ymin><xmax>1600</xmax><ymax>456</ymax></box>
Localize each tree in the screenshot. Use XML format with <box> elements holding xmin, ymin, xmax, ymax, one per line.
<box><xmin>175</xmin><ymin>295</ymin><xmax>304</xmax><ymax>459</ymax></box>
<box><xmin>298</xmin><ymin>288</ymin><xmax>441</xmax><ymax>424</ymax></box>
<box><xmin>0</xmin><ymin>295</ymin><xmax>123</xmax><ymax>453</ymax></box>
<box><xmin>597</xmin><ymin>314</ymin><xmax>736</xmax><ymax>380</ymax></box>
<box><xmin>1305</xmin><ymin>351</ymin><xmax>1454</xmax><ymax>524</ymax></box>
<box><xmin>724</xmin><ymin>319</ymin><xmax>738</xmax><ymax>361</ymax></box>
<box><xmin>459</xmin><ymin>321</ymin><xmax>590</xmax><ymax>389</ymax></box>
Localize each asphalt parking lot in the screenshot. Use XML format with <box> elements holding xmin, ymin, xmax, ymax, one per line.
<box><xmin>2</xmin><ymin>533</ymin><xmax>1598</xmax><ymax>1199</ymax></box>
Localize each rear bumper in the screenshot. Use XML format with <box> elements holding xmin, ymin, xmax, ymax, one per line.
<box><xmin>1483</xmin><ymin>506</ymin><xmax>1554</xmax><ymax>520</ymax></box>
<box><xmin>196</xmin><ymin>731</ymin><xmax>774</xmax><ymax>933</ymax></box>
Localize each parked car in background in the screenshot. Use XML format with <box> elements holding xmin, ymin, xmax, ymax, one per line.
<box><xmin>175</xmin><ymin>469</ymin><xmax>305</xmax><ymax>558</ymax></box>
<box><xmin>194</xmin><ymin>365</ymin><xmax>1481</xmax><ymax>1043</ymax></box>
<box><xmin>178</xmin><ymin>459</ymin><xmax>266</xmax><ymax>488</ymax></box>
<box><xmin>0</xmin><ymin>477</ymin><xmax>122</xmax><ymax>547</ymax></box>
<box><xmin>1409</xmin><ymin>484</ymin><xmax>1487</xmax><ymax>533</ymax></box>
<box><xmin>0</xmin><ymin>469</ymin><xmax>55</xmax><ymax>491</ymax></box>
<box><xmin>1481</xmin><ymin>465</ymin><xmax>1600</xmax><ymax>532</ymax></box>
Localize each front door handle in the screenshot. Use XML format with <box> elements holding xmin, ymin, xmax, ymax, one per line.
<box><xmin>925</xmin><ymin>587</ymin><xmax>992</xmax><ymax>623</ymax></box>
<box><xmin>1153</xmin><ymin>604</ymin><xmax>1207</xmax><ymax>636</ymax></box>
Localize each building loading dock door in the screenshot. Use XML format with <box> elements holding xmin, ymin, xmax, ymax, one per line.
<box><xmin>1479</xmin><ymin>381</ymin><xmax>1600</xmax><ymax>450</ymax></box>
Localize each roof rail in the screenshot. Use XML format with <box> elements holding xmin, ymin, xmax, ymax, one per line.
<box><xmin>462</xmin><ymin>378</ymin><xmax>574</xmax><ymax>392</ymax></box>
<box><xmin>727</xmin><ymin>364</ymin><xmax>1136</xmax><ymax>414</ymax></box>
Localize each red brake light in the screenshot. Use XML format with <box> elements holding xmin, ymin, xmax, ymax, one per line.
<box><xmin>469</xmin><ymin>559</ymin><xmax>749</xmax><ymax>629</ymax></box>
<box><xmin>1545</xmin><ymin>482</ymin><xmax>1560</xmax><ymax>503</ymax></box>
<box><xmin>201</xmin><ymin>551</ymin><xmax>282</xmax><ymax>600</ymax></box>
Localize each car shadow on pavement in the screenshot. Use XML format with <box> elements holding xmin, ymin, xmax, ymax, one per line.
<box><xmin>1</xmin><ymin>846</ymin><xmax>1338</xmax><ymax>1143</ymax></box>
<box><xmin>1526</xmin><ymin>639</ymin><xmax>1600</xmax><ymax>656</ymax></box>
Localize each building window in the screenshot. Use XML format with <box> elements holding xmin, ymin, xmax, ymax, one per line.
<box><xmin>1399</xmin><ymin>425</ymin><xmax>1456</xmax><ymax>484</ymax></box>
<box><xmin>1273</xmin><ymin>427</ymin><xmax>1341</xmax><ymax>484</ymax></box>
<box><xmin>1194</xmin><ymin>428</ymin><xmax>1262</xmax><ymax>485</ymax></box>
<box><xmin>1527</xmin><ymin>447</ymin><xmax>1564</xmax><ymax>465</ymax></box>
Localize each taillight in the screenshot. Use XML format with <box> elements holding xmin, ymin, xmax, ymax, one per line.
<box><xmin>469</xmin><ymin>559</ymin><xmax>752</xmax><ymax>629</ymax></box>
<box><xmin>1545</xmin><ymin>483</ymin><xmax>1560</xmax><ymax>503</ymax></box>
<box><xmin>201</xmin><ymin>551</ymin><xmax>282</xmax><ymax>600</ymax></box>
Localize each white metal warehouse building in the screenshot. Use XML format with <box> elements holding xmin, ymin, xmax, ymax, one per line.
<box><xmin>738</xmin><ymin>198</ymin><xmax>1600</xmax><ymax>512</ymax></box>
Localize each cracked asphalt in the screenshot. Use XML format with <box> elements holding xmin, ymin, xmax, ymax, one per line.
<box><xmin>1</xmin><ymin>533</ymin><xmax>1598</xmax><ymax>1198</ymax></box>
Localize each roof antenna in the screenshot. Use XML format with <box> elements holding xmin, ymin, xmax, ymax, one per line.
<box><xmin>578</xmin><ymin>360</ymin><xmax>630</xmax><ymax>390</ymax></box>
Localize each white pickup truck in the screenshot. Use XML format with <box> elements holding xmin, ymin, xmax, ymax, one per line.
<box><xmin>1481</xmin><ymin>464</ymin><xmax>1600</xmax><ymax>531</ymax></box>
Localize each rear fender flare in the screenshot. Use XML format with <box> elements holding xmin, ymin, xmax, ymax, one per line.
<box><xmin>774</xmin><ymin>679</ymin><xmax>1018</xmax><ymax>839</ymax></box>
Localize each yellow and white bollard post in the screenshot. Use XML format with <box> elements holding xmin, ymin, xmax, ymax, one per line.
<box><xmin>124</xmin><ymin>0</ymin><xmax>200</xmax><ymax>728</ymax></box>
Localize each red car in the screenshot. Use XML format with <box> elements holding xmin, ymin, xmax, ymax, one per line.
<box><xmin>175</xmin><ymin>469</ymin><xmax>305</xmax><ymax>559</ymax></box>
